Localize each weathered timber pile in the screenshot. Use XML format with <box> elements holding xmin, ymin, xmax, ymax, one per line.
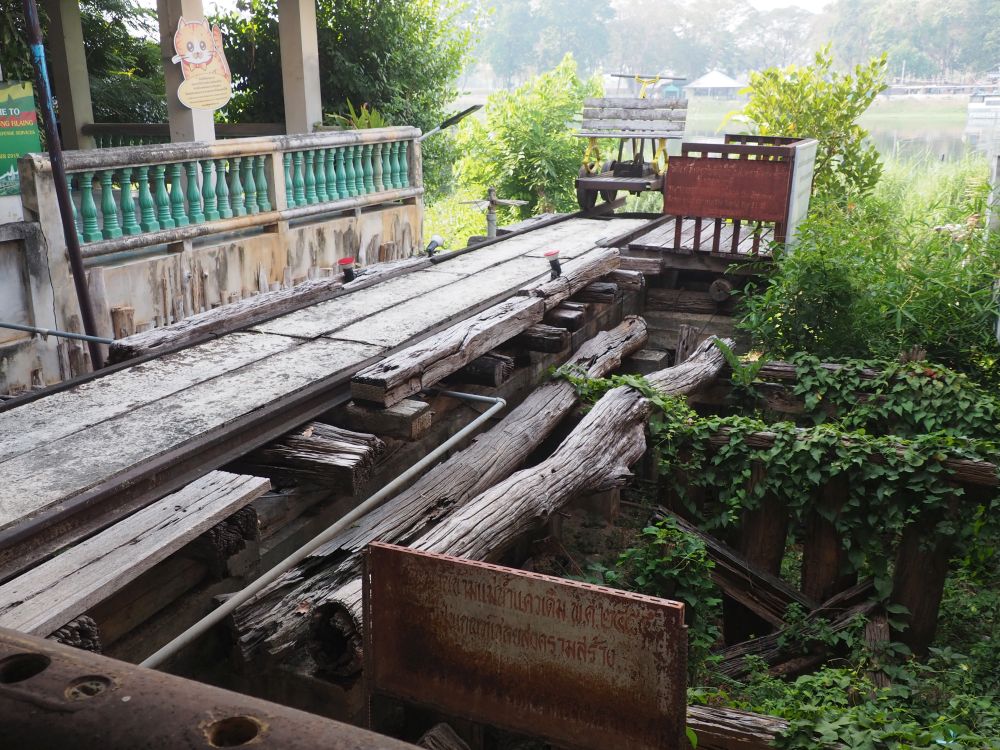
<box><xmin>350</xmin><ymin>248</ymin><xmax>620</xmax><ymax>406</ymax></box>
<box><xmin>716</xmin><ymin>580</ymin><xmax>877</xmax><ymax>679</ymax></box>
<box><xmin>312</xmin><ymin>336</ymin><xmax>729</xmax><ymax>675</ymax></box>
<box><xmin>108</xmin><ymin>256</ymin><xmax>429</xmax><ymax>362</ymax></box>
<box><xmin>686</xmin><ymin>705</ymin><xmax>789</xmax><ymax>750</ymax></box>
<box><xmin>234</xmin><ymin>318</ymin><xmax>650</xmax><ymax>664</ymax></box>
<box><xmin>48</xmin><ymin>615</ymin><xmax>102</xmax><ymax>653</ymax></box>
<box><xmin>653</xmin><ymin>508</ymin><xmax>815</xmax><ymax>627</ymax></box>
<box><xmin>237</xmin><ymin>423</ymin><xmax>386</xmax><ymax>493</ymax></box>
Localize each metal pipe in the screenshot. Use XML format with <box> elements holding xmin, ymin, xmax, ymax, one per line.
<box><xmin>20</xmin><ymin>0</ymin><xmax>105</xmax><ymax>369</ymax></box>
<box><xmin>0</xmin><ymin>627</ymin><xmax>418</xmax><ymax>750</ymax></box>
<box><xmin>0</xmin><ymin>320</ymin><xmax>113</xmax><ymax>345</ymax></box>
<box><xmin>141</xmin><ymin>389</ymin><xmax>507</xmax><ymax>668</ymax></box>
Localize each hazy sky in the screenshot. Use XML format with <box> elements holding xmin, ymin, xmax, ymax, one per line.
<box><xmin>749</xmin><ymin>0</ymin><xmax>829</xmax><ymax>10</ymax></box>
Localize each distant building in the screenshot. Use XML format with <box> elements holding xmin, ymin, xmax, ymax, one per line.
<box><xmin>684</xmin><ymin>71</ymin><xmax>744</xmax><ymax>99</ymax></box>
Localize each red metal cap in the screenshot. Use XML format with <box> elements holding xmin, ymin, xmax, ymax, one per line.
<box><xmin>544</xmin><ymin>249</ymin><xmax>560</xmax><ymax>257</ymax></box>
<box><xmin>338</xmin><ymin>257</ymin><xmax>356</xmax><ymax>266</ymax></box>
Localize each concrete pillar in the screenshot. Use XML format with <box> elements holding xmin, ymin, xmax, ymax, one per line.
<box><xmin>156</xmin><ymin>0</ymin><xmax>216</xmax><ymax>142</ymax></box>
<box><xmin>42</xmin><ymin>0</ymin><xmax>94</xmax><ymax>150</ymax></box>
<box><xmin>278</xmin><ymin>0</ymin><xmax>323</xmax><ymax>134</ymax></box>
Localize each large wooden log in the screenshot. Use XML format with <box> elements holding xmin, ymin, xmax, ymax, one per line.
<box><xmin>234</xmin><ymin>317</ymin><xmax>650</xmax><ymax>662</ymax></box>
<box><xmin>314</xmin><ymin>337</ymin><xmax>729</xmax><ymax>674</ymax></box>
<box><xmin>351</xmin><ymin>249</ymin><xmax>620</xmax><ymax>406</ymax></box>
<box><xmin>108</xmin><ymin>257</ymin><xmax>429</xmax><ymax>363</ymax></box>
<box><xmin>686</xmin><ymin>705</ymin><xmax>790</xmax><ymax>750</ymax></box>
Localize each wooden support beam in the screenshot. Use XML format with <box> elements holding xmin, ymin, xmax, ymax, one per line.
<box><xmin>448</xmin><ymin>353</ymin><xmax>515</xmax><ymax>387</ymax></box>
<box><xmin>234</xmin><ymin>318</ymin><xmax>650</xmax><ymax>664</ymax></box>
<box><xmin>573</xmin><ymin>281</ymin><xmax>620</xmax><ymax>304</ymax></box>
<box><xmin>544</xmin><ymin>304</ymin><xmax>587</xmax><ymax>331</ymax></box>
<box><xmin>331</xmin><ymin>399</ymin><xmax>434</xmax><ymax>441</ymax></box>
<box><xmin>350</xmin><ymin>249</ymin><xmax>619</xmax><ymax>407</ymax></box>
<box><xmin>235</xmin><ymin>423</ymin><xmax>385</xmax><ymax>493</ymax></box>
<box><xmin>675</xmin><ymin>323</ymin><xmax>698</xmax><ymax>364</ymax></box>
<box><xmin>801</xmin><ymin>476</ymin><xmax>854</xmax><ymax>603</ymax></box>
<box><xmin>654</xmin><ymin>509</ymin><xmax>814</xmax><ymax>628</ymax></box>
<box><xmin>607</xmin><ymin>269</ymin><xmax>646</xmax><ymax>292</ymax></box>
<box><xmin>618</xmin><ymin>255</ymin><xmax>662</xmax><ymax>274</ymax></box>
<box><xmin>623</xmin><ymin>348</ymin><xmax>670</xmax><ymax>374</ymax></box>
<box><xmin>646</xmin><ymin>288</ymin><xmax>735</xmax><ymax>315</ymax></box>
<box><xmin>0</xmin><ymin>472</ymin><xmax>269</xmax><ymax>636</ymax></box>
<box><xmin>512</xmin><ymin>324</ymin><xmax>570</xmax><ymax>353</ymax></box>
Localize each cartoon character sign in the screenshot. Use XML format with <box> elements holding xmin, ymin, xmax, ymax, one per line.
<box><xmin>170</xmin><ymin>17</ymin><xmax>232</xmax><ymax>111</ymax></box>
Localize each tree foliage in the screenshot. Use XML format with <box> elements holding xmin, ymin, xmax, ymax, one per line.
<box><xmin>454</xmin><ymin>55</ymin><xmax>599</xmax><ymax>218</ymax></box>
<box><xmin>738</xmin><ymin>46</ymin><xmax>887</xmax><ymax>200</ymax></box>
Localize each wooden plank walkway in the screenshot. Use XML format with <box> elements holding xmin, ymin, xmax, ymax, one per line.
<box><xmin>0</xmin><ymin>217</ymin><xmax>645</xmax><ymax>575</ymax></box>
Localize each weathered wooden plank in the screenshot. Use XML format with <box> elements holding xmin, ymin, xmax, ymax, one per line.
<box><xmin>350</xmin><ymin>249</ymin><xmax>618</xmax><ymax>406</ymax></box>
<box><xmin>544</xmin><ymin>305</ymin><xmax>587</xmax><ymax>331</ymax></box>
<box><xmin>581</xmin><ymin>118</ymin><xmax>686</xmax><ymax>131</ymax></box>
<box><xmin>686</xmin><ymin>705</ymin><xmax>790</xmax><ymax>750</ymax></box>
<box><xmin>647</xmin><ymin>288</ymin><xmax>736</xmax><ymax>315</ymax></box>
<box><xmin>0</xmin><ymin>471</ymin><xmax>270</xmax><ymax>636</ymax></box>
<box><xmin>108</xmin><ymin>257</ymin><xmax>430</xmax><ymax>362</ymax></box>
<box><xmin>0</xmin><ymin>333</ymin><xmax>295</xmax><ymax>466</ymax></box>
<box><xmin>572</xmin><ymin>281</ymin><xmax>620</xmax><ymax>304</ymax></box>
<box><xmin>578</xmin><ymin>124</ymin><xmax>684</xmax><ymax>138</ymax></box>
<box><xmin>582</xmin><ymin>107</ymin><xmax>688</xmax><ymax>121</ymax></box>
<box><xmin>512</xmin><ymin>323</ymin><xmax>570</xmax><ymax>353</ymax></box>
<box><xmin>253</xmin><ymin>270</ymin><xmax>465</xmax><ymax>339</ymax></box>
<box><xmin>0</xmin><ymin>339</ymin><xmax>382</xmax><ymax>533</ymax></box>
<box><xmin>585</xmin><ymin>98</ymin><xmax>688</xmax><ymax>110</ymax></box>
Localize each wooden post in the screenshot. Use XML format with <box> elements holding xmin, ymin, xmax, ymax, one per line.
<box><xmin>801</xmin><ymin>475</ymin><xmax>854</xmax><ymax>603</ymax></box>
<box><xmin>675</xmin><ymin>323</ymin><xmax>698</xmax><ymax>364</ymax></box>
<box><xmin>110</xmin><ymin>306</ymin><xmax>136</xmax><ymax>340</ymax></box>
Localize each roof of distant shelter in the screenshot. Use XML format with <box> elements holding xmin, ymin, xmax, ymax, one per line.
<box><xmin>685</xmin><ymin>70</ymin><xmax>743</xmax><ymax>90</ymax></box>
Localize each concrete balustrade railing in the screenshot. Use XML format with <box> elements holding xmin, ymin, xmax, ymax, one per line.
<box><xmin>18</xmin><ymin>127</ymin><xmax>422</xmax><ymax>260</ymax></box>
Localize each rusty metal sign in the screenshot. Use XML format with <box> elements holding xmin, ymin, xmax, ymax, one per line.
<box><xmin>363</xmin><ymin>543</ymin><xmax>687</xmax><ymax>750</ymax></box>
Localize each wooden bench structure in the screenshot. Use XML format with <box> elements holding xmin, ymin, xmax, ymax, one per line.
<box><xmin>627</xmin><ymin>134</ymin><xmax>818</xmax><ymax>271</ymax></box>
<box><xmin>574</xmin><ymin>97</ymin><xmax>688</xmax><ymax>210</ymax></box>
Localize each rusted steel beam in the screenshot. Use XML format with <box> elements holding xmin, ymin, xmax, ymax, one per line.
<box><xmin>0</xmin><ymin>627</ymin><xmax>416</xmax><ymax>750</ymax></box>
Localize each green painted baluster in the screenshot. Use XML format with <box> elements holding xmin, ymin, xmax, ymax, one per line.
<box><xmin>230</xmin><ymin>156</ymin><xmax>246</xmax><ymax>217</ymax></box>
<box><xmin>314</xmin><ymin>148</ymin><xmax>328</xmax><ymax>202</ymax></box>
<box><xmin>373</xmin><ymin>143</ymin><xmax>384</xmax><ymax>192</ymax></box>
<box><xmin>344</xmin><ymin>146</ymin><xmax>357</xmax><ymax>197</ymax></box>
<box><xmin>362</xmin><ymin>144</ymin><xmax>375</xmax><ymax>193</ymax></box>
<box><xmin>119</xmin><ymin>167</ymin><xmax>141</xmax><ymax>236</ymax></box>
<box><xmin>169</xmin><ymin>163</ymin><xmax>189</xmax><ymax>227</ymax></box>
<box><xmin>153</xmin><ymin>165</ymin><xmax>174</xmax><ymax>230</ymax></box>
<box><xmin>382</xmin><ymin>141</ymin><xmax>393</xmax><ymax>190</ymax></box>
<box><xmin>304</xmin><ymin>150</ymin><xmax>317</xmax><ymax>204</ymax></box>
<box><xmin>202</xmin><ymin>160</ymin><xmax>219</xmax><ymax>221</ymax></box>
<box><xmin>79</xmin><ymin>171</ymin><xmax>101</xmax><ymax>242</ymax></box>
<box><xmin>99</xmin><ymin>169</ymin><xmax>122</xmax><ymax>239</ymax></box>
<box><xmin>292</xmin><ymin>151</ymin><xmax>306</xmax><ymax>206</ymax></box>
<box><xmin>185</xmin><ymin>161</ymin><xmax>205</xmax><ymax>224</ymax></box>
<box><xmin>384</xmin><ymin>142</ymin><xmax>397</xmax><ymax>189</ymax></box>
<box><xmin>399</xmin><ymin>141</ymin><xmax>410</xmax><ymax>187</ymax></box>
<box><xmin>215</xmin><ymin>159</ymin><xmax>232</xmax><ymax>219</ymax></box>
<box><xmin>136</xmin><ymin>166</ymin><xmax>158</xmax><ymax>232</ymax></box>
<box><xmin>255</xmin><ymin>155</ymin><xmax>271</xmax><ymax>211</ymax></box>
<box><xmin>283</xmin><ymin>153</ymin><xmax>294</xmax><ymax>206</ymax></box>
<box><xmin>334</xmin><ymin>147</ymin><xmax>348</xmax><ymax>198</ymax></box>
<box><xmin>325</xmin><ymin>148</ymin><xmax>338</xmax><ymax>200</ymax></box>
<box><xmin>352</xmin><ymin>145</ymin><xmax>364</xmax><ymax>195</ymax></box>
<box><xmin>67</xmin><ymin>175</ymin><xmax>83</xmax><ymax>242</ymax></box>
<box><xmin>242</xmin><ymin>156</ymin><xmax>258</xmax><ymax>215</ymax></box>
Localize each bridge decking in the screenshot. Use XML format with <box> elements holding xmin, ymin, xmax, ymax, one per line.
<box><xmin>0</xmin><ymin>217</ymin><xmax>644</xmax><ymax>579</ymax></box>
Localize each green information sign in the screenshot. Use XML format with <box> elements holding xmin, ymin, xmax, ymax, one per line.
<box><xmin>0</xmin><ymin>81</ymin><xmax>42</xmax><ymax>197</ymax></box>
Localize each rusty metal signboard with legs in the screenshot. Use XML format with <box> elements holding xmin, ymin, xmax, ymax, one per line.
<box><xmin>363</xmin><ymin>542</ymin><xmax>687</xmax><ymax>750</ymax></box>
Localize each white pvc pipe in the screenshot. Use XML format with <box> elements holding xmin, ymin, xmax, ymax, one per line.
<box><xmin>141</xmin><ymin>389</ymin><xmax>506</xmax><ymax>668</ymax></box>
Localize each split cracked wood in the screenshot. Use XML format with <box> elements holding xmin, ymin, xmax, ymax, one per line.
<box><xmin>233</xmin><ymin>317</ymin><xmax>650</xmax><ymax>662</ymax></box>
<box><xmin>350</xmin><ymin>248</ymin><xmax>619</xmax><ymax>406</ymax></box>
<box><xmin>236</xmin><ymin>423</ymin><xmax>385</xmax><ymax>493</ymax></box>
<box><xmin>315</xmin><ymin>336</ymin><xmax>730</xmax><ymax>674</ymax></box>
<box><xmin>685</xmin><ymin>705</ymin><xmax>791</xmax><ymax>750</ymax></box>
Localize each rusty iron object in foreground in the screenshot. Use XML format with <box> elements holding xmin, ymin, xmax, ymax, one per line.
<box><xmin>364</xmin><ymin>543</ymin><xmax>687</xmax><ymax>750</ymax></box>
<box><xmin>0</xmin><ymin>627</ymin><xmax>415</xmax><ymax>750</ymax></box>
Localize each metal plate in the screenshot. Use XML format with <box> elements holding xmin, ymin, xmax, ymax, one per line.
<box><xmin>364</xmin><ymin>543</ymin><xmax>687</xmax><ymax>750</ymax></box>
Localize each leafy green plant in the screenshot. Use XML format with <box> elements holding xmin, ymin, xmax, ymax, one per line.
<box><xmin>454</xmin><ymin>55</ymin><xmax>601</xmax><ymax>218</ymax></box>
<box><xmin>735</xmin><ymin>45</ymin><xmax>887</xmax><ymax>201</ymax></box>
<box><xmin>327</xmin><ymin>100</ymin><xmax>388</xmax><ymax>129</ymax></box>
